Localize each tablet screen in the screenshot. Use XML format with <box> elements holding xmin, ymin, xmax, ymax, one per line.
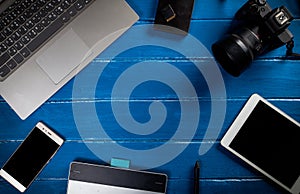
<box><xmin>228</xmin><ymin>100</ymin><xmax>300</xmax><ymax>189</ymax></box>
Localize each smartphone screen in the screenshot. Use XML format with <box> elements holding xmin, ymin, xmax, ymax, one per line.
<box><xmin>0</xmin><ymin>122</ymin><xmax>64</xmax><ymax>192</ymax></box>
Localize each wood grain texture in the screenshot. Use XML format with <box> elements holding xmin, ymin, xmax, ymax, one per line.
<box><xmin>0</xmin><ymin>0</ymin><xmax>299</xmax><ymax>193</ymax></box>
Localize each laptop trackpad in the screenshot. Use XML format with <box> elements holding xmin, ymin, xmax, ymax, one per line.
<box><xmin>36</xmin><ymin>29</ymin><xmax>92</xmax><ymax>84</ymax></box>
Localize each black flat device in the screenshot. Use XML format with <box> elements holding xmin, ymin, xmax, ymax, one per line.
<box><xmin>0</xmin><ymin>122</ymin><xmax>64</xmax><ymax>192</ymax></box>
<box><xmin>154</xmin><ymin>0</ymin><xmax>195</xmax><ymax>33</ymax></box>
<box><xmin>67</xmin><ymin>161</ymin><xmax>168</xmax><ymax>194</ymax></box>
<box><xmin>221</xmin><ymin>94</ymin><xmax>300</xmax><ymax>194</ymax></box>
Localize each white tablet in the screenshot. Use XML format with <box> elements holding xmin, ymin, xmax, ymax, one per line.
<box><xmin>221</xmin><ymin>93</ymin><xmax>300</xmax><ymax>194</ymax></box>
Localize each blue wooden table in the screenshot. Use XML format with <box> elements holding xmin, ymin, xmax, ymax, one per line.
<box><xmin>1</xmin><ymin>0</ymin><xmax>299</xmax><ymax>193</ymax></box>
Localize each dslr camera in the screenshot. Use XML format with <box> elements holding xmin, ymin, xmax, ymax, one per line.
<box><xmin>212</xmin><ymin>0</ymin><xmax>295</xmax><ymax>76</ymax></box>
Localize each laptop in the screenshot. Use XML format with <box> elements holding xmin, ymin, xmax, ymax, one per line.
<box><xmin>0</xmin><ymin>0</ymin><xmax>139</xmax><ymax>120</ymax></box>
<box><xmin>67</xmin><ymin>162</ymin><xmax>168</xmax><ymax>194</ymax></box>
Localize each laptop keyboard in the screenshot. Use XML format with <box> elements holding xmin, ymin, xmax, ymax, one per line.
<box><xmin>0</xmin><ymin>0</ymin><xmax>93</xmax><ymax>81</ymax></box>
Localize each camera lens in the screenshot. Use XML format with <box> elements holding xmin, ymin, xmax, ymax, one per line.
<box><xmin>212</xmin><ymin>27</ymin><xmax>261</xmax><ymax>76</ymax></box>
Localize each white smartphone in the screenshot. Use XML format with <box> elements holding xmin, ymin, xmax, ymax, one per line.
<box><xmin>0</xmin><ymin>122</ymin><xmax>64</xmax><ymax>192</ymax></box>
<box><xmin>221</xmin><ymin>93</ymin><xmax>300</xmax><ymax>194</ymax></box>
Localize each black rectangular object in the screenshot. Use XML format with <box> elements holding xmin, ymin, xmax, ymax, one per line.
<box><xmin>221</xmin><ymin>94</ymin><xmax>300</xmax><ymax>194</ymax></box>
<box><xmin>68</xmin><ymin>162</ymin><xmax>168</xmax><ymax>193</ymax></box>
<box><xmin>229</xmin><ymin>101</ymin><xmax>300</xmax><ymax>188</ymax></box>
<box><xmin>154</xmin><ymin>0</ymin><xmax>195</xmax><ymax>33</ymax></box>
<box><xmin>2</xmin><ymin>127</ymin><xmax>60</xmax><ymax>187</ymax></box>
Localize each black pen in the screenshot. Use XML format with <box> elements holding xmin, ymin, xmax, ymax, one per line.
<box><xmin>194</xmin><ymin>161</ymin><xmax>200</xmax><ymax>194</ymax></box>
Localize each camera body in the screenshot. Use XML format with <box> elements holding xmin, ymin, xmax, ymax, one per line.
<box><xmin>212</xmin><ymin>0</ymin><xmax>294</xmax><ymax>76</ymax></box>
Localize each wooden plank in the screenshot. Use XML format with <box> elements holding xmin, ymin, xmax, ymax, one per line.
<box><xmin>0</xmin><ymin>178</ymin><xmax>285</xmax><ymax>194</ymax></box>
<box><xmin>0</xmin><ymin>141</ymin><xmax>262</xmax><ymax>178</ymax></box>
<box><xmin>0</xmin><ymin>140</ymin><xmax>298</xmax><ymax>180</ymax></box>
<box><xmin>0</xmin><ymin>180</ymin><xmax>68</xmax><ymax>194</ymax></box>
<box><xmin>34</xmin><ymin>56</ymin><xmax>300</xmax><ymax>101</ymax></box>
<box><xmin>0</xmin><ymin>100</ymin><xmax>299</xmax><ymax>140</ymax></box>
<box><xmin>169</xmin><ymin>179</ymin><xmax>285</xmax><ymax>194</ymax></box>
<box><xmin>0</xmin><ymin>1</ymin><xmax>299</xmax><ymax>194</ymax></box>
<box><xmin>126</xmin><ymin>0</ymin><xmax>300</xmax><ymax>19</ymax></box>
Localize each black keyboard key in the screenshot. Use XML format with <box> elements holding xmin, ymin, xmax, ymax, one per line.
<box><xmin>45</xmin><ymin>2</ymin><xmax>55</xmax><ymax>12</ymax></box>
<box><xmin>18</xmin><ymin>26</ymin><xmax>28</xmax><ymax>35</ymax></box>
<box><xmin>0</xmin><ymin>44</ymin><xmax>8</xmax><ymax>52</ymax></box>
<box><xmin>61</xmin><ymin>1</ymin><xmax>71</xmax><ymax>9</ymax></box>
<box><xmin>7</xmin><ymin>59</ymin><xmax>17</xmax><ymax>69</ymax></box>
<box><xmin>0</xmin><ymin>65</ymin><xmax>10</xmax><ymax>77</ymax></box>
<box><xmin>20</xmin><ymin>47</ymin><xmax>30</xmax><ymax>58</ymax></box>
<box><xmin>29</xmin><ymin>4</ymin><xmax>40</xmax><ymax>13</ymax></box>
<box><xmin>84</xmin><ymin>0</ymin><xmax>92</xmax><ymax>4</ymax></box>
<box><xmin>23</xmin><ymin>9</ymin><xmax>34</xmax><ymax>19</ymax></box>
<box><xmin>37</xmin><ymin>8</ymin><xmax>48</xmax><ymax>17</ymax></box>
<box><xmin>27</xmin><ymin>18</ymin><xmax>64</xmax><ymax>52</ymax></box>
<box><xmin>15</xmin><ymin>5</ymin><xmax>25</xmax><ymax>15</ymax></box>
<box><xmin>68</xmin><ymin>5</ymin><xmax>77</xmax><ymax>17</ymax></box>
<box><xmin>28</xmin><ymin>29</ymin><xmax>38</xmax><ymax>39</ymax></box>
<box><xmin>48</xmin><ymin>12</ymin><xmax>58</xmax><ymax>21</ymax></box>
<box><xmin>5</xmin><ymin>37</ymin><xmax>15</xmax><ymax>47</ymax></box>
<box><xmin>6</xmin><ymin>13</ymin><xmax>15</xmax><ymax>21</ymax></box>
<box><xmin>10</xmin><ymin>21</ymin><xmax>20</xmax><ymax>30</ymax></box>
<box><xmin>0</xmin><ymin>53</ymin><xmax>10</xmax><ymax>66</ymax></box>
<box><xmin>17</xmin><ymin>15</ymin><xmax>27</xmax><ymax>24</ymax></box>
<box><xmin>34</xmin><ymin>24</ymin><xmax>44</xmax><ymax>33</ymax></box>
<box><xmin>41</xmin><ymin>18</ymin><xmax>51</xmax><ymax>27</ymax></box>
<box><xmin>3</xmin><ymin>27</ymin><xmax>13</xmax><ymax>36</ymax></box>
<box><xmin>61</xmin><ymin>12</ymin><xmax>71</xmax><ymax>23</ymax></box>
<box><xmin>21</xmin><ymin>35</ymin><xmax>31</xmax><ymax>44</ymax></box>
<box><xmin>52</xmin><ymin>0</ymin><xmax>62</xmax><ymax>6</ymax></box>
<box><xmin>54</xmin><ymin>6</ymin><xmax>64</xmax><ymax>15</ymax></box>
<box><xmin>2</xmin><ymin>17</ymin><xmax>12</xmax><ymax>26</ymax></box>
<box><xmin>22</xmin><ymin>0</ymin><xmax>32</xmax><ymax>8</ymax></box>
<box><xmin>0</xmin><ymin>33</ymin><xmax>6</xmax><ymax>42</ymax></box>
<box><xmin>75</xmin><ymin>0</ymin><xmax>85</xmax><ymax>11</ymax></box>
<box><xmin>32</xmin><ymin>14</ymin><xmax>41</xmax><ymax>23</ymax></box>
<box><xmin>37</xmin><ymin>0</ymin><xmax>48</xmax><ymax>7</ymax></box>
<box><xmin>11</xmin><ymin>32</ymin><xmax>21</xmax><ymax>41</ymax></box>
<box><xmin>0</xmin><ymin>22</ymin><xmax>4</xmax><ymax>31</ymax></box>
<box><xmin>13</xmin><ymin>53</ymin><xmax>24</xmax><ymax>64</ymax></box>
<box><xmin>14</xmin><ymin>41</ymin><xmax>24</xmax><ymax>50</ymax></box>
<box><xmin>25</xmin><ymin>20</ymin><xmax>35</xmax><ymax>29</ymax></box>
<box><xmin>8</xmin><ymin>47</ymin><xmax>17</xmax><ymax>56</ymax></box>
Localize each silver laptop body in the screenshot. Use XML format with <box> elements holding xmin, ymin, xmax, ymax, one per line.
<box><xmin>0</xmin><ymin>0</ymin><xmax>139</xmax><ymax>119</ymax></box>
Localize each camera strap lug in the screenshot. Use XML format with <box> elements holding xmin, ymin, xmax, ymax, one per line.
<box><xmin>286</xmin><ymin>40</ymin><xmax>300</xmax><ymax>59</ymax></box>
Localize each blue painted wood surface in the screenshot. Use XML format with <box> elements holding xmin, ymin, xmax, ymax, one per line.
<box><xmin>1</xmin><ymin>0</ymin><xmax>299</xmax><ymax>193</ymax></box>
